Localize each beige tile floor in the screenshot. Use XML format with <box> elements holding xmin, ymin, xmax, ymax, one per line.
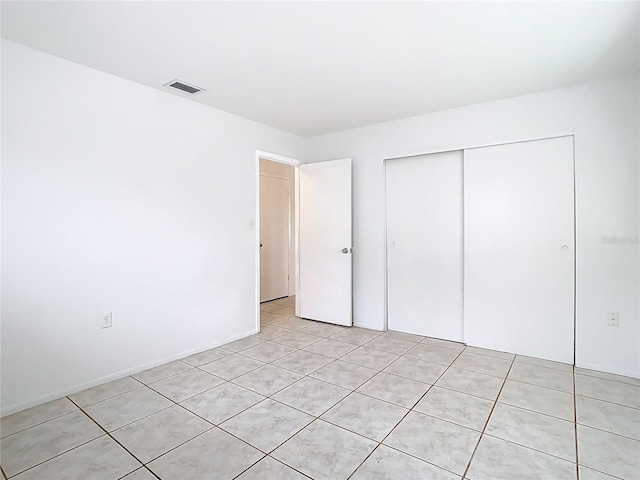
<box><xmin>2</xmin><ymin>295</ymin><xmax>639</xmax><ymax>479</ymax></box>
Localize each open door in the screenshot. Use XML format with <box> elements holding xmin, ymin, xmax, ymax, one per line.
<box><xmin>298</xmin><ymin>158</ymin><xmax>352</xmax><ymax>326</ymax></box>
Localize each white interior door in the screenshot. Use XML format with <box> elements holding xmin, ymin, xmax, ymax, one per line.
<box><xmin>386</xmin><ymin>151</ymin><xmax>464</xmax><ymax>340</ymax></box>
<box><xmin>464</xmin><ymin>136</ymin><xmax>575</xmax><ymax>363</ymax></box>
<box><xmin>298</xmin><ymin>158</ymin><xmax>352</xmax><ymax>326</ymax></box>
<box><xmin>260</xmin><ymin>174</ymin><xmax>289</xmax><ymax>302</ymax></box>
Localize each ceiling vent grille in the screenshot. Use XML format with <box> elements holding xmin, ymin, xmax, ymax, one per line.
<box><xmin>164</xmin><ymin>80</ymin><xmax>205</xmax><ymax>95</ymax></box>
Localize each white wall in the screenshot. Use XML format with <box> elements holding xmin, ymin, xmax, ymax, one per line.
<box><xmin>1</xmin><ymin>41</ymin><xmax>303</xmax><ymax>415</ymax></box>
<box><xmin>304</xmin><ymin>74</ymin><xmax>640</xmax><ymax>378</ymax></box>
<box><xmin>2</xmin><ymin>40</ymin><xmax>639</xmax><ymax>416</ymax></box>
<box><xmin>259</xmin><ymin>159</ymin><xmax>296</xmax><ymax>297</ymax></box>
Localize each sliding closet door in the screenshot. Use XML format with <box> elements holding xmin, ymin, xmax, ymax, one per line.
<box><xmin>464</xmin><ymin>136</ymin><xmax>575</xmax><ymax>363</ymax></box>
<box><xmin>386</xmin><ymin>151</ymin><xmax>463</xmax><ymax>341</ymax></box>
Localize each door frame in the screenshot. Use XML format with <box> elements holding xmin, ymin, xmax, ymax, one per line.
<box><xmin>255</xmin><ymin>151</ymin><xmax>302</xmax><ymax>333</ymax></box>
<box><xmin>383</xmin><ymin>133</ymin><xmax>576</xmax><ymax>363</ymax></box>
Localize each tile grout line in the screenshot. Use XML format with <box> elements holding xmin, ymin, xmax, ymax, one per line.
<box><xmin>2</xmin><ymin>423</ymin><xmax>115</xmax><ymax>478</ymax></box>
<box><xmin>80</xmin><ymin>395</ymin><xmax>178</xmax><ymax>433</ymax></box>
<box><xmin>231</xmin><ymin>454</ymin><xmax>313</xmax><ymax>480</ymax></box>
<box><xmin>118</xmin><ymin>467</ymin><xmax>156</xmax><ymax>480</ymax></box>
<box><xmin>72</xmin><ymin>367</ymin><xmax>287</xmax><ymax>479</ymax></box>
<box><xmin>239</xmin><ymin>358</ymin><xmax>372</xmax><ymax>476</ymax></box>
<box><xmin>304</xmin><ymin>330</ymin><xmax>633</xmax><ymax>475</ymax></box>
<box><xmin>487</xmin><ymin>397</ymin><xmax>572</xmax><ymax>424</ymax></box>
<box><xmin>344</xmin><ymin>443</ymin><xmax>383</xmax><ymax>480</ymax></box>
<box><xmin>90</xmin><ymin>377</ymin><xmax>279</xmax><ymax>477</ymax></box>
<box><xmin>460</xmin><ymin>353</ymin><xmax>516</xmax><ymax>480</ymax></box>
<box><xmin>427</xmin><ymin>362</ymin><xmax>588</xmax><ymax>469</ymax></box>
<box><xmin>506</xmin><ymin>364</ymin><xmax>640</xmax><ymax>411</ymax></box>
<box><xmin>5</xmin><ymin>383</ymin><xmax>156</xmax><ymax>440</ymax></box>
<box><xmin>0</xmin><ymin>318</ymin><xmax>606</xmax><ymax>479</ymax></box>
<box><xmin>65</xmin><ymin>396</ymin><xmax>163</xmax><ymax>480</ymax></box>
<box><xmin>230</xmin><ymin>327</ymin><xmax>385</xmax><ymax>387</ymax></box>
<box><xmin>344</xmin><ymin>345</ymin><xmax>471</xmax><ymax>480</ymax></box>
<box><xmin>188</xmin><ymin>323</ymin><xmax>379</xmax><ymax>408</ymax></box>
<box><xmin>515</xmin><ymin>358</ymin><xmax>574</xmax><ymax>373</ymax></box>
<box><xmin>573</xmin><ymin>369</ymin><xmax>640</xmax><ymax>387</ymax></box>
<box><xmin>132</xmin><ymin>324</ymin><xmax>385</xmax><ymax>476</ymax></box>
<box><xmin>570</xmin><ymin>391</ymin><xmax>640</xmax><ymax>412</ymax></box>
<box><xmin>254</xmin><ymin>323</ymin><xmax>631</xmax><ymax>475</ymax></box>
<box><xmin>4</xmin><ymin>395</ymin><xmax>160</xmax><ymax>480</ymax></box>
<box><xmin>3</xmin><ymin>387</ymin><xmax>178</xmax><ymax>478</ymax></box>
<box><xmin>262</xmin><ymin>457</ymin><xmax>314</xmax><ymax>480</ymax></box>
<box><xmin>221</xmin><ymin>324</ymin><xmax>388</xmax><ymax>478</ymax></box>
<box><xmin>220</xmin><ymin>322</ymin><xmax>417</xmax><ymax>479</ymax></box>
<box><xmin>228</xmin><ymin>319</ymin><xmax>504</xmax><ymax>480</ymax></box>
<box><xmin>225</xmin><ymin>331</ymin><xmax>393</xmax><ymax>416</ymax></box>
<box><xmin>128</xmin><ymin>378</ymin><xmax>290</xmax><ymax>468</ymax></box>
<box><xmin>208</xmin><ymin>336</ymin><xmax>633</xmax><ymax>430</ymax></box>
<box><xmin>0</xmin><ymin>408</ymin><xmax>80</xmax><ymax>441</ymax></box>
<box><xmin>477</xmin><ymin>432</ymin><xmax>581</xmax><ymax>466</ymax></box>
<box><xmin>380</xmin><ymin>344</ymin><xmax>468</xmax><ymax>441</ymax></box>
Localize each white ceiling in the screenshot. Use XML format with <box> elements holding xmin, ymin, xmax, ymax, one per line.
<box><xmin>2</xmin><ymin>1</ymin><xmax>639</xmax><ymax>136</ymax></box>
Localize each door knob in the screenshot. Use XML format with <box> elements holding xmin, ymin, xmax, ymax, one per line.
<box><xmin>342</xmin><ymin>248</ymin><xmax>349</xmax><ymax>254</ymax></box>
<box><xmin>561</xmin><ymin>245</ymin><xmax>569</xmax><ymax>251</ymax></box>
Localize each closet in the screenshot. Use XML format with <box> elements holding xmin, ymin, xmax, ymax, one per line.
<box><xmin>386</xmin><ymin>136</ymin><xmax>575</xmax><ymax>363</ymax></box>
<box><xmin>386</xmin><ymin>151</ymin><xmax>464</xmax><ymax>341</ymax></box>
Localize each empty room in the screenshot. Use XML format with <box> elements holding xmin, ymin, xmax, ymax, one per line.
<box><xmin>1</xmin><ymin>1</ymin><xmax>639</xmax><ymax>479</ymax></box>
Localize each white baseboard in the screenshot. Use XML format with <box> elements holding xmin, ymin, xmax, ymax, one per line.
<box><xmin>1</xmin><ymin>328</ymin><xmax>258</xmax><ymax>417</ymax></box>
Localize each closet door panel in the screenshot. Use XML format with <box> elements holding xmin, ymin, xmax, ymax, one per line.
<box><xmin>386</xmin><ymin>151</ymin><xmax>464</xmax><ymax>341</ymax></box>
<box><xmin>464</xmin><ymin>136</ymin><xmax>575</xmax><ymax>363</ymax></box>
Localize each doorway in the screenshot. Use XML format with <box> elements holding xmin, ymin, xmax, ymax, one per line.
<box><xmin>258</xmin><ymin>157</ymin><xmax>297</xmax><ymax>329</ymax></box>
<box><xmin>255</xmin><ymin>152</ymin><xmax>354</xmax><ymax>333</ymax></box>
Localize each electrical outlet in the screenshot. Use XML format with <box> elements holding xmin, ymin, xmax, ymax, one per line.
<box><xmin>101</xmin><ymin>312</ymin><xmax>112</xmax><ymax>329</ymax></box>
<box><xmin>607</xmin><ymin>312</ymin><xmax>619</xmax><ymax>327</ymax></box>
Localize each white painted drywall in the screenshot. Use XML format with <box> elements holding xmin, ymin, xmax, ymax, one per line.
<box><xmin>2</xmin><ymin>39</ymin><xmax>639</xmax><ymax>416</ymax></box>
<box><xmin>1</xmin><ymin>41</ymin><xmax>303</xmax><ymax>415</ymax></box>
<box><xmin>259</xmin><ymin>159</ymin><xmax>295</xmax><ymax>297</ymax></box>
<box><xmin>303</xmin><ymin>74</ymin><xmax>640</xmax><ymax>378</ymax></box>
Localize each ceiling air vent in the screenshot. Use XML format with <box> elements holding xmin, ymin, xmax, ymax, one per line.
<box><xmin>163</xmin><ymin>80</ymin><xmax>205</xmax><ymax>95</ymax></box>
